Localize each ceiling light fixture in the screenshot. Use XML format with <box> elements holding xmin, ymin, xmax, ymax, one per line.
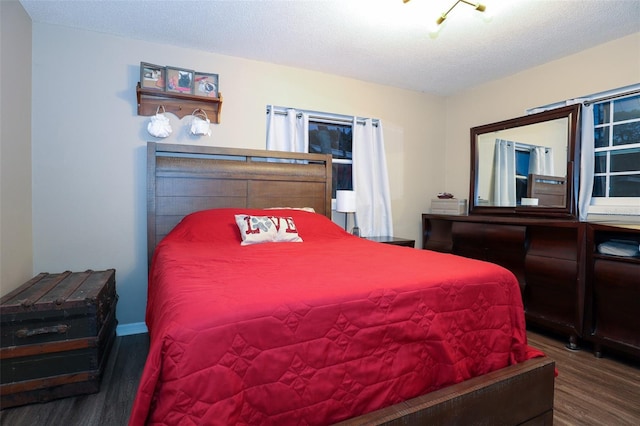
<box><xmin>404</xmin><ymin>0</ymin><xmax>487</xmax><ymax>27</ymax></box>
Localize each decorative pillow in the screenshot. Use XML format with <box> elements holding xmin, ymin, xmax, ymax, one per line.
<box><xmin>234</xmin><ymin>214</ymin><xmax>303</xmax><ymax>245</ymax></box>
<box><xmin>162</xmin><ymin>208</ymin><xmax>344</xmax><ymax>247</ymax></box>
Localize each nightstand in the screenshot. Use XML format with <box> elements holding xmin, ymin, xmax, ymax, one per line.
<box><xmin>365</xmin><ymin>236</ymin><xmax>415</xmax><ymax>248</ymax></box>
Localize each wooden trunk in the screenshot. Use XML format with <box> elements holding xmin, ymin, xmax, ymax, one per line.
<box><xmin>0</xmin><ymin>269</ymin><xmax>117</xmax><ymax>409</ymax></box>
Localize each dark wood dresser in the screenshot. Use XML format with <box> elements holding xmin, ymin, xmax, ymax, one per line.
<box><xmin>422</xmin><ymin>214</ymin><xmax>586</xmax><ymax>349</ymax></box>
<box><xmin>585</xmin><ymin>223</ymin><xmax>640</xmax><ymax>359</ymax></box>
<box><xmin>423</xmin><ymin>214</ymin><xmax>640</xmax><ymax>360</ymax></box>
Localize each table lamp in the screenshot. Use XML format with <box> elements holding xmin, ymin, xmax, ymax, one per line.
<box><xmin>336</xmin><ymin>190</ymin><xmax>360</xmax><ymax>236</ymax></box>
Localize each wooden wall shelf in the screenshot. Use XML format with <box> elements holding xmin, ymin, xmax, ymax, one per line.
<box><xmin>136</xmin><ymin>83</ymin><xmax>222</xmax><ymax>123</ymax></box>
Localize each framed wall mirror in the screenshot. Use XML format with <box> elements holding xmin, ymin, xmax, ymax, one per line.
<box><xmin>469</xmin><ymin>104</ymin><xmax>580</xmax><ymax>218</ymax></box>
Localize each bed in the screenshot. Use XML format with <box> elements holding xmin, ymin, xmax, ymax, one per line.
<box><xmin>129</xmin><ymin>142</ymin><xmax>555</xmax><ymax>425</ymax></box>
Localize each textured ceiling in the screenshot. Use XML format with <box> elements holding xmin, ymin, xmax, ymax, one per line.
<box><xmin>19</xmin><ymin>0</ymin><xmax>640</xmax><ymax>96</ymax></box>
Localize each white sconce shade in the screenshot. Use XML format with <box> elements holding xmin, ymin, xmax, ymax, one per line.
<box><xmin>336</xmin><ymin>190</ymin><xmax>356</xmax><ymax>213</ymax></box>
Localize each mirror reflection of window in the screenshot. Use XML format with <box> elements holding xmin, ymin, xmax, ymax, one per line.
<box><xmin>515</xmin><ymin>148</ymin><xmax>530</xmax><ymax>204</ymax></box>
<box><xmin>475</xmin><ymin>115</ymin><xmax>569</xmax><ymax>208</ymax></box>
<box><xmin>492</xmin><ymin>140</ymin><xmax>555</xmax><ymax>206</ymax></box>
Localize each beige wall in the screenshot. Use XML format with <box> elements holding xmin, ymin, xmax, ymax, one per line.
<box><xmin>443</xmin><ymin>33</ymin><xmax>640</xmax><ymax>200</ymax></box>
<box><xmin>29</xmin><ymin>24</ymin><xmax>444</xmax><ymax>326</ymax></box>
<box><xmin>0</xmin><ymin>1</ymin><xmax>33</xmax><ymax>294</ymax></box>
<box><xmin>5</xmin><ymin>12</ymin><xmax>639</xmax><ymax>328</ymax></box>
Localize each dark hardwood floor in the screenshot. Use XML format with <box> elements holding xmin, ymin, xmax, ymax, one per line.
<box><xmin>1</xmin><ymin>331</ymin><xmax>638</xmax><ymax>425</ymax></box>
<box><xmin>527</xmin><ymin>330</ymin><xmax>640</xmax><ymax>426</ymax></box>
<box><xmin>0</xmin><ymin>333</ymin><xmax>149</xmax><ymax>426</ymax></box>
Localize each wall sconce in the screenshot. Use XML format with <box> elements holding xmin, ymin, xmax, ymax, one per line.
<box><xmin>336</xmin><ymin>190</ymin><xmax>360</xmax><ymax>236</ymax></box>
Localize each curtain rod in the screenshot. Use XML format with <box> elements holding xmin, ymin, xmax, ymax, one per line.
<box><xmin>266</xmin><ymin>106</ymin><xmax>379</xmax><ymax>127</ymax></box>
<box><xmin>528</xmin><ymin>85</ymin><xmax>640</xmax><ymax>113</ymax></box>
<box><xmin>514</xmin><ymin>141</ymin><xmax>550</xmax><ymax>153</ymax></box>
<box><xmin>583</xmin><ymin>87</ymin><xmax>640</xmax><ymax>106</ymax></box>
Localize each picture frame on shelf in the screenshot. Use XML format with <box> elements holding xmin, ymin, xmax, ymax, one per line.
<box><xmin>166</xmin><ymin>66</ymin><xmax>194</xmax><ymax>94</ymax></box>
<box><xmin>140</xmin><ymin>62</ymin><xmax>166</xmax><ymax>91</ymax></box>
<box><xmin>194</xmin><ymin>72</ymin><xmax>219</xmax><ymax>98</ymax></box>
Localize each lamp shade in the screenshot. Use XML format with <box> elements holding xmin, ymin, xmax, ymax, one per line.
<box><xmin>336</xmin><ymin>190</ymin><xmax>356</xmax><ymax>213</ymax></box>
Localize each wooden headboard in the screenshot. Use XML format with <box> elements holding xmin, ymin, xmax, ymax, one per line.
<box><xmin>147</xmin><ymin>142</ymin><xmax>332</xmax><ymax>263</ymax></box>
<box><xmin>527</xmin><ymin>174</ymin><xmax>567</xmax><ymax>207</ymax></box>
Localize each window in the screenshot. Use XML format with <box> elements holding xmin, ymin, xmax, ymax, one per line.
<box><xmin>515</xmin><ymin>147</ymin><xmax>531</xmax><ymax>204</ymax></box>
<box><xmin>590</xmin><ymin>94</ymin><xmax>640</xmax><ymax>213</ymax></box>
<box><xmin>308</xmin><ymin>120</ymin><xmax>353</xmax><ymax>198</ymax></box>
<box><xmin>266</xmin><ymin>105</ymin><xmax>392</xmax><ymax>234</ymax></box>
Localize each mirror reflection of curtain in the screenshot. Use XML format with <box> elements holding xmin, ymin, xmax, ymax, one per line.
<box><xmin>529</xmin><ymin>146</ymin><xmax>554</xmax><ymax>175</ymax></box>
<box><xmin>493</xmin><ymin>139</ymin><xmax>516</xmax><ymax>206</ymax></box>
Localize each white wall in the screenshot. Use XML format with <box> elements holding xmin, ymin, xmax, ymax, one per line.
<box><xmin>30</xmin><ymin>24</ymin><xmax>444</xmax><ymax>326</ymax></box>
<box><xmin>0</xmin><ymin>1</ymin><xmax>33</xmax><ymax>293</ymax></box>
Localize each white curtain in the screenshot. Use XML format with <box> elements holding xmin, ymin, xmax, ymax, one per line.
<box><xmin>493</xmin><ymin>139</ymin><xmax>516</xmax><ymax>206</ymax></box>
<box><xmin>353</xmin><ymin>118</ymin><xmax>393</xmax><ymax>237</ymax></box>
<box><xmin>529</xmin><ymin>146</ymin><xmax>554</xmax><ymax>175</ymax></box>
<box><xmin>578</xmin><ymin>104</ymin><xmax>595</xmax><ymax>221</ymax></box>
<box><xmin>266</xmin><ymin>105</ymin><xmax>308</xmax><ymax>155</ymax></box>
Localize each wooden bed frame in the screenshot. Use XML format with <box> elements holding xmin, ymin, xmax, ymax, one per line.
<box><xmin>146</xmin><ymin>142</ymin><xmax>333</xmax><ymax>264</ymax></box>
<box><xmin>527</xmin><ymin>174</ymin><xmax>567</xmax><ymax>207</ymax></box>
<box><xmin>146</xmin><ymin>142</ymin><xmax>555</xmax><ymax>425</ymax></box>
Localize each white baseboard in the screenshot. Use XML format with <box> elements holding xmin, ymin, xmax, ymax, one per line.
<box><xmin>116</xmin><ymin>322</ymin><xmax>148</xmax><ymax>336</ymax></box>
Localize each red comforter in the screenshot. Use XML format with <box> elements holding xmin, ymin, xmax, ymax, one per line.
<box><xmin>129</xmin><ymin>208</ymin><xmax>543</xmax><ymax>425</ymax></box>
